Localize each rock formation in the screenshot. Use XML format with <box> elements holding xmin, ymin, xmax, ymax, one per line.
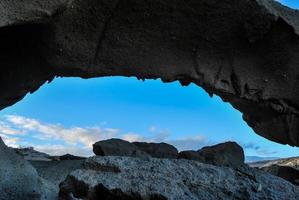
<box><xmin>132</xmin><ymin>142</ymin><xmax>178</xmax><ymax>158</ymax></box>
<box><xmin>93</xmin><ymin>138</ymin><xmax>150</xmax><ymax>158</ymax></box>
<box><xmin>261</xmin><ymin>165</ymin><xmax>299</xmax><ymax>186</ymax></box>
<box><xmin>59</xmin><ymin>156</ymin><xmax>299</xmax><ymax>200</ymax></box>
<box><xmin>179</xmin><ymin>141</ymin><xmax>245</xmax><ymax>168</ymax></box>
<box><xmin>13</xmin><ymin>147</ymin><xmax>52</xmax><ymax>161</ymax></box>
<box><xmin>0</xmin><ymin>0</ymin><xmax>299</xmax><ymax>146</ymax></box>
<box><xmin>0</xmin><ymin>138</ymin><xmax>56</xmax><ymax>200</ymax></box>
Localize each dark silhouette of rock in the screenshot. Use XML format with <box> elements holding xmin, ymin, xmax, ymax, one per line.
<box><xmin>178</xmin><ymin>150</ymin><xmax>204</xmax><ymax>162</ymax></box>
<box><xmin>54</xmin><ymin>154</ymin><xmax>86</xmax><ymax>161</ymax></box>
<box><xmin>0</xmin><ymin>0</ymin><xmax>299</xmax><ymax>146</ymax></box>
<box><xmin>197</xmin><ymin>142</ymin><xmax>245</xmax><ymax>167</ymax></box>
<box><xmin>59</xmin><ymin>156</ymin><xmax>299</xmax><ymax>200</ymax></box>
<box><xmin>132</xmin><ymin>142</ymin><xmax>178</xmax><ymax>159</ymax></box>
<box><xmin>261</xmin><ymin>165</ymin><xmax>299</xmax><ymax>186</ymax></box>
<box><xmin>0</xmin><ymin>138</ymin><xmax>56</xmax><ymax>200</ymax></box>
<box><xmin>93</xmin><ymin>138</ymin><xmax>149</xmax><ymax>158</ymax></box>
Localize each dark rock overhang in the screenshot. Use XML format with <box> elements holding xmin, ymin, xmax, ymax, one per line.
<box><xmin>1</xmin><ymin>0</ymin><xmax>299</xmax><ymax>146</ymax></box>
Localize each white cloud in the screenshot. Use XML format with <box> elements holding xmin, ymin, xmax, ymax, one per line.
<box><xmin>0</xmin><ymin>115</ymin><xmax>211</xmax><ymax>156</ymax></box>
<box><xmin>6</xmin><ymin>115</ymin><xmax>118</xmax><ymax>148</ymax></box>
<box><xmin>122</xmin><ymin>133</ymin><xmax>145</xmax><ymax>142</ymax></box>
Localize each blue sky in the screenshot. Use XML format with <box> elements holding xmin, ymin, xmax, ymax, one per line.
<box><xmin>0</xmin><ymin>0</ymin><xmax>298</xmax><ymax>157</ymax></box>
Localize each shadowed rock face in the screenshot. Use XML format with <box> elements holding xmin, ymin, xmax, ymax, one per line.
<box><xmin>1</xmin><ymin>0</ymin><xmax>299</xmax><ymax>146</ymax></box>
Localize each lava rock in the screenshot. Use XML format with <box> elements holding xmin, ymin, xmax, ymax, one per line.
<box><xmin>93</xmin><ymin>138</ymin><xmax>149</xmax><ymax>158</ymax></box>
<box><xmin>132</xmin><ymin>142</ymin><xmax>178</xmax><ymax>159</ymax></box>
<box><xmin>197</xmin><ymin>142</ymin><xmax>245</xmax><ymax>167</ymax></box>
<box><xmin>0</xmin><ymin>138</ymin><xmax>56</xmax><ymax>200</ymax></box>
<box><xmin>261</xmin><ymin>165</ymin><xmax>299</xmax><ymax>186</ymax></box>
<box><xmin>178</xmin><ymin>150</ymin><xmax>204</xmax><ymax>161</ymax></box>
<box><xmin>59</xmin><ymin>156</ymin><xmax>299</xmax><ymax>200</ymax></box>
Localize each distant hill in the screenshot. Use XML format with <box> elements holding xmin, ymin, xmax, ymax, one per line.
<box><xmin>248</xmin><ymin>156</ymin><xmax>299</xmax><ymax>169</ymax></box>
<box><xmin>245</xmin><ymin>156</ymin><xmax>280</xmax><ymax>163</ymax></box>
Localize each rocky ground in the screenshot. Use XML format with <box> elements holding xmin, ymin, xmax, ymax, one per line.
<box><xmin>1</xmin><ymin>138</ymin><xmax>299</xmax><ymax>200</ymax></box>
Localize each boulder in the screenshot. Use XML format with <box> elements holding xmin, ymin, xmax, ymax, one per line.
<box><xmin>132</xmin><ymin>142</ymin><xmax>178</xmax><ymax>158</ymax></box>
<box><xmin>178</xmin><ymin>150</ymin><xmax>204</xmax><ymax>161</ymax></box>
<box><xmin>0</xmin><ymin>138</ymin><xmax>56</xmax><ymax>200</ymax></box>
<box><xmin>93</xmin><ymin>138</ymin><xmax>149</xmax><ymax>158</ymax></box>
<box><xmin>59</xmin><ymin>156</ymin><xmax>299</xmax><ymax>200</ymax></box>
<box><xmin>197</xmin><ymin>142</ymin><xmax>245</xmax><ymax>167</ymax></box>
<box><xmin>261</xmin><ymin>165</ymin><xmax>299</xmax><ymax>186</ymax></box>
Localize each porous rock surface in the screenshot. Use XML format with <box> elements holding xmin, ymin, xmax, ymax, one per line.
<box><xmin>0</xmin><ymin>138</ymin><xmax>56</xmax><ymax>200</ymax></box>
<box><xmin>93</xmin><ymin>138</ymin><xmax>150</xmax><ymax>158</ymax></box>
<box><xmin>1</xmin><ymin>0</ymin><xmax>299</xmax><ymax>146</ymax></box>
<box><xmin>59</xmin><ymin>156</ymin><xmax>299</xmax><ymax>200</ymax></box>
<box><xmin>132</xmin><ymin>142</ymin><xmax>178</xmax><ymax>158</ymax></box>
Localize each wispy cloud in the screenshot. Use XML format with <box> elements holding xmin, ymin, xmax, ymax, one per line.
<box><xmin>242</xmin><ymin>142</ymin><xmax>277</xmax><ymax>156</ymax></box>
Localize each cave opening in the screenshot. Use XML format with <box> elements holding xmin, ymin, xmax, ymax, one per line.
<box><xmin>1</xmin><ymin>76</ymin><xmax>298</xmax><ymax>162</ymax></box>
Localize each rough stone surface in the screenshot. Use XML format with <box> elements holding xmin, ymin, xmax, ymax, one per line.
<box><xmin>197</xmin><ymin>142</ymin><xmax>245</xmax><ymax>167</ymax></box>
<box><xmin>59</xmin><ymin>156</ymin><xmax>299</xmax><ymax>200</ymax></box>
<box><xmin>93</xmin><ymin>138</ymin><xmax>149</xmax><ymax>158</ymax></box>
<box><xmin>30</xmin><ymin>160</ymin><xmax>84</xmax><ymax>195</ymax></box>
<box><xmin>261</xmin><ymin>165</ymin><xmax>299</xmax><ymax>186</ymax></box>
<box><xmin>0</xmin><ymin>0</ymin><xmax>299</xmax><ymax>146</ymax></box>
<box><xmin>0</xmin><ymin>138</ymin><xmax>56</xmax><ymax>200</ymax></box>
<box><xmin>132</xmin><ymin>142</ymin><xmax>178</xmax><ymax>159</ymax></box>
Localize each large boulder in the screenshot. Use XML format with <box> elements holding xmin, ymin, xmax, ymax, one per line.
<box><xmin>93</xmin><ymin>138</ymin><xmax>149</xmax><ymax>158</ymax></box>
<box><xmin>132</xmin><ymin>142</ymin><xmax>178</xmax><ymax>159</ymax></box>
<box><xmin>261</xmin><ymin>165</ymin><xmax>299</xmax><ymax>186</ymax></box>
<box><xmin>0</xmin><ymin>138</ymin><xmax>56</xmax><ymax>200</ymax></box>
<box><xmin>59</xmin><ymin>156</ymin><xmax>299</xmax><ymax>200</ymax></box>
<box><xmin>197</xmin><ymin>142</ymin><xmax>245</xmax><ymax>167</ymax></box>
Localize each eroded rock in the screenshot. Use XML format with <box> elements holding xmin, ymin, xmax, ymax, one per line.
<box><xmin>0</xmin><ymin>138</ymin><xmax>56</xmax><ymax>200</ymax></box>
<box><xmin>0</xmin><ymin>0</ymin><xmax>299</xmax><ymax>147</ymax></box>
<box><xmin>59</xmin><ymin>156</ymin><xmax>299</xmax><ymax>200</ymax></box>
<box><xmin>261</xmin><ymin>165</ymin><xmax>299</xmax><ymax>186</ymax></box>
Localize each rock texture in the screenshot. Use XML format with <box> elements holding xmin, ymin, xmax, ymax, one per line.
<box><xmin>59</xmin><ymin>156</ymin><xmax>299</xmax><ymax>200</ymax></box>
<box><xmin>261</xmin><ymin>165</ymin><xmax>299</xmax><ymax>186</ymax></box>
<box><xmin>0</xmin><ymin>0</ymin><xmax>299</xmax><ymax>146</ymax></box>
<box><xmin>132</xmin><ymin>142</ymin><xmax>178</xmax><ymax>158</ymax></box>
<box><xmin>0</xmin><ymin>138</ymin><xmax>56</xmax><ymax>200</ymax></box>
<box><xmin>249</xmin><ymin>156</ymin><xmax>299</xmax><ymax>185</ymax></box>
<box><xmin>93</xmin><ymin>138</ymin><xmax>149</xmax><ymax>158</ymax></box>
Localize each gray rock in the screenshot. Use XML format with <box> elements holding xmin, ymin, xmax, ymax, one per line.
<box><xmin>30</xmin><ymin>160</ymin><xmax>84</xmax><ymax>195</ymax></box>
<box><xmin>196</xmin><ymin>142</ymin><xmax>245</xmax><ymax>168</ymax></box>
<box><xmin>59</xmin><ymin>156</ymin><xmax>299</xmax><ymax>200</ymax></box>
<box><xmin>0</xmin><ymin>138</ymin><xmax>55</xmax><ymax>200</ymax></box>
<box><xmin>1</xmin><ymin>0</ymin><xmax>299</xmax><ymax>146</ymax></box>
<box><xmin>93</xmin><ymin>138</ymin><xmax>149</xmax><ymax>158</ymax></box>
<box><xmin>132</xmin><ymin>142</ymin><xmax>178</xmax><ymax>159</ymax></box>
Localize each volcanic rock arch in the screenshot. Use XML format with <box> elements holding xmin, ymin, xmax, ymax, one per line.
<box><xmin>1</xmin><ymin>0</ymin><xmax>299</xmax><ymax>146</ymax></box>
